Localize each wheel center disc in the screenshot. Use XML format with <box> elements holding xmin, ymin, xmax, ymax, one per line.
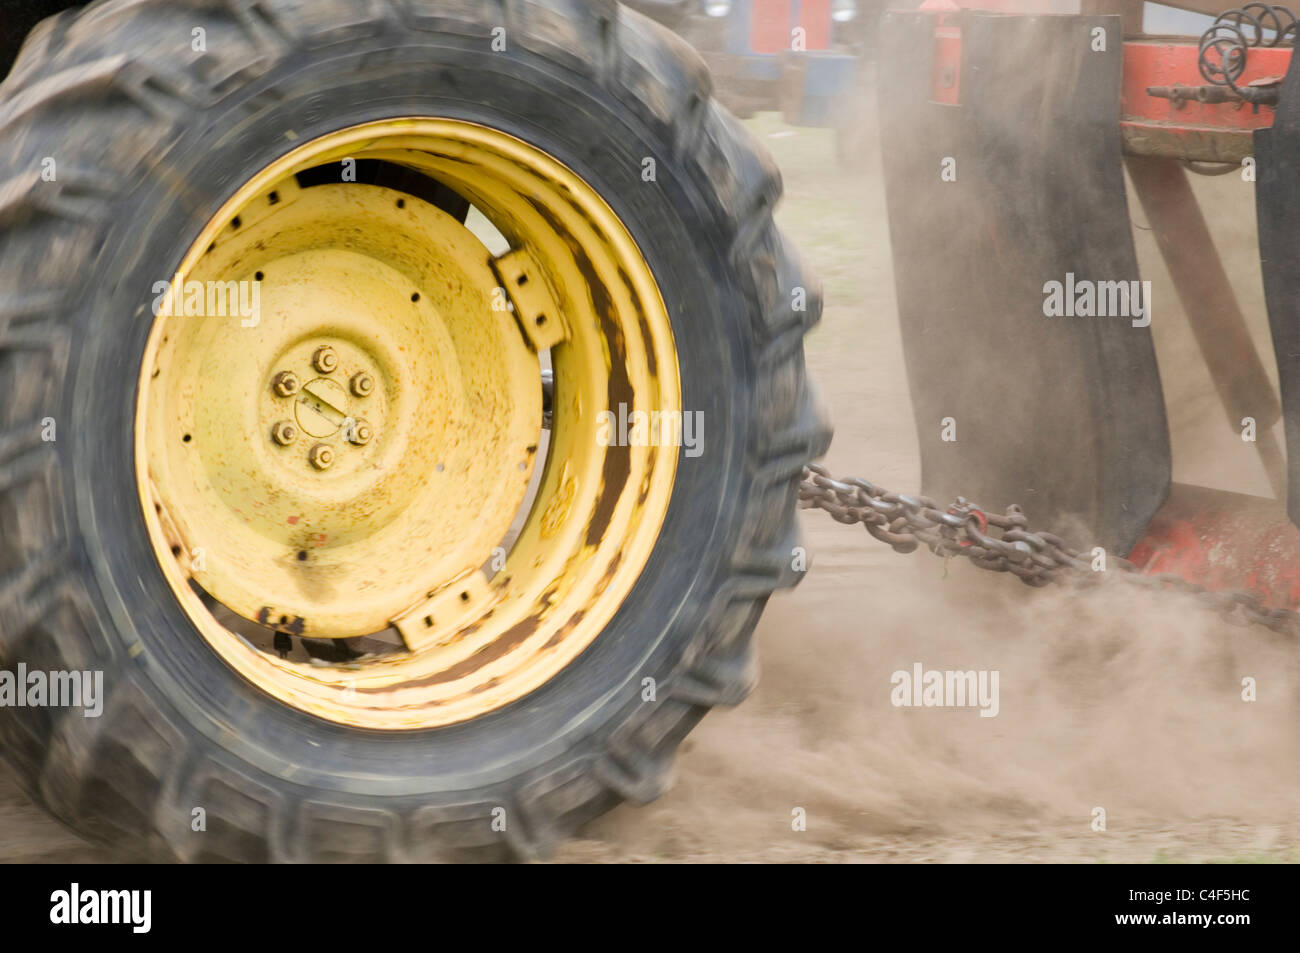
<box><xmin>294</xmin><ymin>378</ymin><xmax>350</xmax><ymax>439</ymax></box>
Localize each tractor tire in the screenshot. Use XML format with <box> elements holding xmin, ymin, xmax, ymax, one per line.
<box><xmin>0</xmin><ymin>0</ymin><xmax>828</xmax><ymax>862</ymax></box>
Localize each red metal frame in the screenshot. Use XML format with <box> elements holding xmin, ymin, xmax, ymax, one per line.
<box><xmin>750</xmin><ymin>0</ymin><xmax>793</xmax><ymax>53</ymax></box>
<box><xmin>925</xmin><ymin>19</ymin><xmax>1291</xmax><ymax>148</ymax></box>
<box><xmin>1121</xmin><ymin>40</ymin><xmax>1288</xmax><ymax>127</ymax></box>
<box><xmin>1130</xmin><ymin>486</ymin><xmax>1300</xmax><ymax>610</ymax></box>
<box><xmin>749</xmin><ymin>0</ymin><xmax>834</xmax><ymax>54</ymax></box>
<box><xmin>1120</xmin><ymin>40</ymin><xmax>1288</xmax><ymax>161</ymax></box>
<box><xmin>930</xmin><ymin>20</ymin><xmax>961</xmax><ymax>106</ymax></box>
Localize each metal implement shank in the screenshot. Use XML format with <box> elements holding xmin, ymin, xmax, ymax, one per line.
<box><xmin>879</xmin><ymin>11</ymin><xmax>1170</xmax><ymax>555</ymax></box>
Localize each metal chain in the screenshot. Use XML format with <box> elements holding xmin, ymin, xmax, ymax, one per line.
<box><xmin>799</xmin><ymin>464</ymin><xmax>1299</xmax><ymax>635</ymax></box>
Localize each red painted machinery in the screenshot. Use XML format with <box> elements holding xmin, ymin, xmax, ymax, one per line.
<box><xmin>640</xmin><ymin>0</ymin><xmax>870</xmax><ymax>122</ymax></box>
<box><xmin>878</xmin><ymin>0</ymin><xmax>1300</xmax><ymax>610</ymax></box>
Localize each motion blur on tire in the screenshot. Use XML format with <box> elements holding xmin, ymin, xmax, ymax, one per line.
<box><xmin>0</xmin><ymin>0</ymin><xmax>828</xmax><ymax>862</ymax></box>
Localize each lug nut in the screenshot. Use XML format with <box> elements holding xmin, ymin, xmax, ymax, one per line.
<box><xmin>349</xmin><ymin>420</ymin><xmax>373</xmax><ymax>446</ymax></box>
<box><xmin>350</xmin><ymin>372</ymin><xmax>375</xmax><ymax>397</ymax></box>
<box><xmin>272</xmin><ymin>371</ymin><xmax>300</xmax><ymax>397</ymax></box>
<box><xmin>271</xmin><ymin>420</ymin><xmax>297</xmax><ymax>446</ymax></box>
<box><xmin>308</xmin><ymin>443</ymin><xmax>335</xmax><ymax>470</ymax></box>
<box><xmin>312</xmin><ymin>346</ymin><xmax>338</xmax><ymax>374</ymax></box>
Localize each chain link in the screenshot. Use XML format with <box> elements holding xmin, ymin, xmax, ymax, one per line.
<box><xmin>799</xmin><ymin>464</ymin><xmax>1299</xmax><ymax>635</ymax></box>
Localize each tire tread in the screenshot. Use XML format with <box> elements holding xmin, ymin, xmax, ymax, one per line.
<box><xmin>0</xmin><ymin>0</ymin><xmax>829</xmax><ymax>861</ymax></box>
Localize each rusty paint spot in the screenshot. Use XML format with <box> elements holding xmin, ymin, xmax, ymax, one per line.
<box><xmin>543</xmin><ymin>609</ymin><xmax>585</xmax><ymax>650</ymax></box>
<box><xmin>599</xmin><ymin>551</ymin><xmax>624</xmax><ymax>588</ymax></box>
<box><xmin>552</xmin><ymin>220</ymin><xmax>637</xmax><ymax>548</ymax></box>
<box><xmin>409</xmin><ymin>616</ymin><xmax>542</xmax><ymax>687</ymax></box>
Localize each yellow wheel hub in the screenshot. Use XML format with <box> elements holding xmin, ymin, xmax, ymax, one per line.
<box><xmin>135</xmin><ymin>119</ymin><xmax>680</xmax><ymax>729</ymax></box>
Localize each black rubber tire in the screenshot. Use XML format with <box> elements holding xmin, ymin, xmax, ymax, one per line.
<box><xmin>0</xmin><ymin>0</ymin><xmax>829</xmax><ymax>862</ymax></box>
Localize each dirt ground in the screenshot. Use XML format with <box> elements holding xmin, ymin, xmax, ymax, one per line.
<box><xmin>2</xmin><ymin>109</ymin><xmax>1298</xmax><ymax>864</ymax></box>
<box><xmin>551</xmin><ymin>112</ymin><xmax>1300</xmax><ymax>863</ymax></box>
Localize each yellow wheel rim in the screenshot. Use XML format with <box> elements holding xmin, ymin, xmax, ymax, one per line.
<box><xmin>135</xmin><ymin>119</ymin><xmax>680</xmax><ymax>729</ymax></box>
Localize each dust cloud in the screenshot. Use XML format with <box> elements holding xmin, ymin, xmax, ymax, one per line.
<box><xmin>556</xmin><ymin>83</ymin><xmax>1300</xmax><ymax>863</ymax></box>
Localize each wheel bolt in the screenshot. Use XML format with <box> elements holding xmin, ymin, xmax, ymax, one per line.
<box><xmin>271</xmin><ymin>420</ymin><xmax>297</xmax><ymax>446</ymax></box>
<box><xmin>349</xmin><ymin>421</ymin><xmax>373</xmax><ymax>446</ymax></box>
<box><xmin>350</xmin><ymin>372</ymin><xmax>375</xmax><ymax>397</ymax></box>
<box><xmin>312</xmin><ymin>346</ymin><xmax>338</xmax><ymax>374</ymax></box>
<box><xmin>309</xmin><ymin>443</ymin><xmax>335</xmax><ymax>470</ymax></box>
<box><xmin>272</xmin><ymin>371</ymin><xmax>300</xmax><ymax>397</ymax></box>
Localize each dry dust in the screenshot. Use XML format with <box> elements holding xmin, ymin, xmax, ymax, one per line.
<box><xmin>1</xmin><ymin>105</ymin><xmax>1297</xmax><ymax>864</ymax></box>
<box><xmin>553</xmin><ymin>108</ymin><xmax>1300</xmax><ymax>863</ymax></box>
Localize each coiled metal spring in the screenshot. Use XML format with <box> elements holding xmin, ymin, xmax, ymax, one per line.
<box><xmin>1199</xmin><ymin>4</ymin><xmax>1298</xmax><ymax>93</ymax></box>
